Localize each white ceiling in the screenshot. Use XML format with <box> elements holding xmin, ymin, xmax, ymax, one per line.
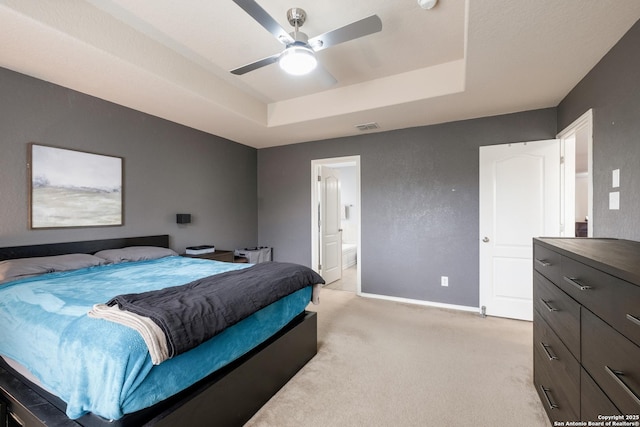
<box><xmin>1</xmin><ymin>1</ymin><xmax>639</xmax><ymax>149</ymax></box>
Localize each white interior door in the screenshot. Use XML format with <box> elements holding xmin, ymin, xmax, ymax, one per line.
<box><xmin>479</xmin><ymin>140</ymin><xmax>560</xmax><ymax>321</ymax></box>
<box><xmin>320</xmin><ymin>166</ymin><xmax>342</xmax><ymax>284</ymax></box>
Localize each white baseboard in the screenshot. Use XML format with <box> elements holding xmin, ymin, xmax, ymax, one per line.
<box><xmin>358</xmin><ymin>292</ymin><xmax>479</xmax><ymax>314</ymax></box>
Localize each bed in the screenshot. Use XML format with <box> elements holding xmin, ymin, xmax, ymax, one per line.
<box><xmin>0</xmin><ymin>235</ymin><xmax>321</xmax><ymax>427</ymax></box>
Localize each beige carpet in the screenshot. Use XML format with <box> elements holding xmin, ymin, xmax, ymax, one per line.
<box><xmin>245</xmin><ymin>288</ymin><xmax>549</xmax><ymax>427</ymax></box>
<box><xmin>324</xmin><ymin>266</ymin><xmax>358</xmax><ymax>292</ymax></box>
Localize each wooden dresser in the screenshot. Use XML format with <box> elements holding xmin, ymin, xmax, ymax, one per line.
<box><xmin>533</xmin><ymin>238</ymin><xmax>640</xmax><ymax>424</ymax></box>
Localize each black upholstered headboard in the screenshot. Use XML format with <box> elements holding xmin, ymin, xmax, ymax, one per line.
<box><xmin>0</xmin><ymin>235</ymin><xmax>170</xmax><ymax>261</ymax></box>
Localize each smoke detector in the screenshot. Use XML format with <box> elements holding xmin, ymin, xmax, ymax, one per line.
<box><xmin>418</xmin><ymin>0</ymin><xmax>438</xmax><ymax>10</ymax></box>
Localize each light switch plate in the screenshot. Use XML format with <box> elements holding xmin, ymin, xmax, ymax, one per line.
<box><xmin>609</xmin><ymin>191</ymin><xmax>620</xmax><ymax>210</ymax></box>
<box><xmin>612</xmin><ymin>169</ymin><xmax>620</xmax><ymax>188</ymax></box>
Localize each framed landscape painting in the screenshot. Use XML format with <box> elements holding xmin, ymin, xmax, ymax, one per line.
<box><xmin>29</xmin><ymin>143</ymin><xmax>123</xmax><ymax>228</ymax></box>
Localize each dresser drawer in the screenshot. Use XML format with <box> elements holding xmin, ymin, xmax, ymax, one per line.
<box><xmin>533</xmin><ymin>244</ymin><xmax>562</xmax><ymax>284</ymax></box>
<box><xmin>533</xmin><ymin>271</ymin><xmax>581</xmax><ymax>360</ymax></box>
<box><xmin>534</xmin><ymin>349</ymin><xmax>578</xmax><ymax>422</ymax></box>
<box><xmin>562</xmin><ymin>256</ymin><xmax>640</xmax><ymax>348</ymax></box>
<box><xmin>581</xmin><ymin>368</ymin><xmax>622</xmax><ymax>422</ymax></box>
<box><xmin>533</xmin><ymin>316</ymin><xmax>580</xmax><ymax>416</ymax></box>
<box><xmin>582</xmin><ymin>309</ymin><xmax>640</xmax><ymax>415</ymax></box>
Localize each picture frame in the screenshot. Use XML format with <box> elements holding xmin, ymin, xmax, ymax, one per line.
<box><xmin>28</xmin><ymin>143</ymin><xmax>124</xmax><ymax>229</ymax></box>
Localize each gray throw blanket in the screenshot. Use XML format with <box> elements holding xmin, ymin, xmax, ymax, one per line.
<box><xmin>103</xmin><ymin>262</ymin><xmax>324</xmax><ymax>362</ymax></box>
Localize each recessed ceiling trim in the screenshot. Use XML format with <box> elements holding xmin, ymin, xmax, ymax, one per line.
<box><xmin>267</xmin><ymin>59</ymin><xmax>466</xmax><ymax>127</ymax></box>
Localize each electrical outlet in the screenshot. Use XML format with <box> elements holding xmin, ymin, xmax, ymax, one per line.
<box><xmin>441</xmin><ymin>276</ymin><xmax>449</xmax><ymax>287</ymax></box>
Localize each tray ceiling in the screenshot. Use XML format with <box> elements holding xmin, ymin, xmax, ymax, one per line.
<box><xmin>1</xmin><ymin>0</ymin><xmax>639</xmax><ymax>148</ymax></box>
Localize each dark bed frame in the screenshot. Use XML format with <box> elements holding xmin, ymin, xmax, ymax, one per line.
<box><xmin>0</xmin><ymin>235</ymin><xmax>317</xmax><ymax>427</ymax></box>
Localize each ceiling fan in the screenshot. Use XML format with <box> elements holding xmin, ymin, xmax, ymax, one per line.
<box><xmin>230</xmin><ymin>0</ymin><xmax>382</xmax><ymax>81</ymax></box>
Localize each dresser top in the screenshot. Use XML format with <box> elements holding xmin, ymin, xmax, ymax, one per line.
<box><xmin>534</xmin><ymin>237</ymin><xmax>640</xmax><ymax>286</ymax></box>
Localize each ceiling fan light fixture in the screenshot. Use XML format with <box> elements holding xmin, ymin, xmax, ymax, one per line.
<box><xmin>279</xmin><ymin>43</ymin><xmax>317</xmax><ymax>76</ymax></box>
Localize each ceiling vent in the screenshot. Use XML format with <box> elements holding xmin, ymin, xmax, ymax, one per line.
<box><xmin>355</xmin><ymin>122</ymin><xmax>380</xmax><ymax>131</ymax></box>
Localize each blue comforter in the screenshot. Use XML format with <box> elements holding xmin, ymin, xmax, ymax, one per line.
<box><xmin>0</xmin><ymin>256</ymin><xmax>312</xmax><ymax>420</ymax></box>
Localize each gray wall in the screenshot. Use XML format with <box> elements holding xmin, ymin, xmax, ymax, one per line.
<box><xmin>0</xmin><ymin>68</ymin><xmax>258</xmax><ymax>252</ymax></box>
<box><xmin>258</xmin><ymin>109</ymin><xmax>556</xmax><ymax>307</ymax></box>
<box><xmin>558</xmin><ymin>19</ymin><xmax>640</xmax><ymax>241</ymax></box>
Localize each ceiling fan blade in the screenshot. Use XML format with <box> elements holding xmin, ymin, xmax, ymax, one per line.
<box><xmin>309</xmin><ymin>14</ymin><xmax>382</xmax><ymax>52</ymax></box>
<box><xmin>230</xmin><ymin>53</ymin><xmax>280</xmax><ymax>75</ymax></box>
<box><xmin>232</xmin><ymin>0</ymin><xmax>294</xmax><ymax>44</ymax></box>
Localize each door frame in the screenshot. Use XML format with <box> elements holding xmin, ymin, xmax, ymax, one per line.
<box><xmin>311</xmin><ymin>156</ymin><xmax>361</xmax><ymax>294</ymax></box>
<box><xmin>557</xmin><ymin>109</ymin><xmax>593</xmax><ymax>237</ymax></box>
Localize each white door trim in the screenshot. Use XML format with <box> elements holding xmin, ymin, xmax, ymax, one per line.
<box><xmin>557</xmin><ymin>109</ymin><xmax>593</xmax><ymax>236</ymax></box>
<box><xmin>311</xmin><ymin>156</ymin><xmax>361</xmax><ymax>294</ymax></box>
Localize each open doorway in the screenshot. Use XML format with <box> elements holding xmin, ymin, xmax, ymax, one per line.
<box><xmin>558</xmin><ymin>109</ymin><xmax>593</xmax><ymax>237</ymax></box>
<box><xmin>311</xmin><ymin>156</ymin><xmax>361</xmax><ymax>294</ymax></box>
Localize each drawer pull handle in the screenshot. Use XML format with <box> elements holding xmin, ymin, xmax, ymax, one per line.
<box><xmin>540</xmin><ymin>342</ymin><xmax>558</xmax><ymax>361</ymax></box>
<box><xmin>627</xmin><ymin>314</ymin><xmax>640</xmax><ymax>327</ymax></box>
<box><xmin>605</xmin><ymin>366</ymin><xmax>640</xmax><ymax>407</ymax></box>
<box><xmin>535</xmin><ymin>259</ymin><xmax>551</xmax><ymax>267</ymax></box>
<box><xmin>563</xmin><ymin>276</ymin><xmax>591</xmax><ymax>291</ymax></box>
<box><xmin>540</xmin><ymin>298</ymin><xmax>558</xmax><ymax>312</ymax></box>
<box><xmin>539</xmin><ymin>385</ymin><xmax>559</xmax><ymax>409</ymax></box>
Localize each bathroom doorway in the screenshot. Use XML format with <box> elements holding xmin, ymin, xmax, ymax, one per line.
<box><xmin>311</xmin><ymin>156</ymin><xmax>361</xmax><ymax>293</ymax></box>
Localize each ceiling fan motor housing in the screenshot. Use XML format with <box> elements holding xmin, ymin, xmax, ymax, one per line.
<box><xmin>287</xmin><ymin>8</ymin><xmax>307</xmax><ymax>27</ymax></box>
<box><xmin>289</xmin><ymin>31</ymin><xmax>309</xmax><ymax>44</ymax></box>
